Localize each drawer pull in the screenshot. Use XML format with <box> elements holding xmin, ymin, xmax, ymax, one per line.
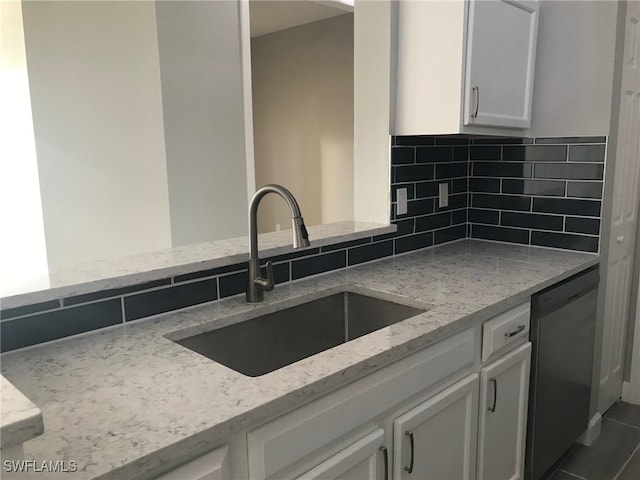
<box><xmin>504</xmin><ymin>325</ymin><xmax>525</xmax><ymax>338</ymax></box>
<box><xmin>379</xmin><ymin>446</ymin><xmax>389</xmax><ymax>480</ymax></box>
<box><xmin>489</xmin><ymin>378</ymin><xmax>497</xmax><ymax>412</ymax></box>
<box><xmin>404</xmin><ymin>430</ymin><xmax>415</xmax><ymax>474</ymax></box>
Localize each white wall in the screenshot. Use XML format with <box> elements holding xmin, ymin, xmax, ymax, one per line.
<box><xmin>0</xmin><ymin>1</ymin><xmax>49</xmax><ymax>296</ymax></box>
<box><xmin>156</xmin><ymin>1</ymin><xmax>249</xmax><ymax>245</ymax></box>
<box><xmin>251</xmin><ymin>14</ymin><xmax>354</xmax><ymax>233</ymax></box>
<box><xmin>21</xmin><ymin>1</ymin><xmax>172</xmax><ymax>270</ymax></box>
<box><xmin>528</xmin><ymin>0</ymin><xmax>618</xmax><ymax>137</ymax></box>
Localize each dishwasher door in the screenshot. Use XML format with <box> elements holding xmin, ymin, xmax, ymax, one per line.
<box><xmin>525</xmin><ymin>267</ymin><xmax>599</xmax><ymax>480</ymax></box>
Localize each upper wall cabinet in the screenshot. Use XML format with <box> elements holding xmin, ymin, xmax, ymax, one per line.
<box><xmin>394</xmin><ymin>0</ymin><xmax>539</xmax><ymax>136</ymax></box>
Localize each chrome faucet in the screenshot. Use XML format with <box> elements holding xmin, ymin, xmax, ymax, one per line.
<box><xmin>247</xmin><ymin>184</ymin><xmax>310</xmax><ymax>303</ymax></box>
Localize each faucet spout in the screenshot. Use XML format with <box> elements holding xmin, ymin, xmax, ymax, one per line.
<box><xmin>247</xmin><ymin>184</ymin><xmax>310</xmax><ymax>303</ymax></box>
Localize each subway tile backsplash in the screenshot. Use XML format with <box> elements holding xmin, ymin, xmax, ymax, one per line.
<box><xmin>467</xmin><ymin>135</ymin><xmax>605</xmax><ymax>253</ymax></box>
<box><xmin>0</xmin><ymin>134</ymin><xmax>606</xmax><ymax>352</ymax></box>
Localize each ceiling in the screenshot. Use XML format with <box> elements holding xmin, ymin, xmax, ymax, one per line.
<box><xmin>249</xmin><ymin>0</ymin><xmax>353</xmax><ymax>38</ymax></box>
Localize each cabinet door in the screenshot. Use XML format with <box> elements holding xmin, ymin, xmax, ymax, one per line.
<box><xmin>464</xmin><ymin>0</ymin><xmax>539</xmax><ymax>128</ymax></box>
<box><xmin>393</xmin><ymin>374</ymin><xmax>479</xmax><ymax>480</ymax></box>
<box><xmin>296</xmin><ymin>429</ymin><xmax>386</xmax><ymax>480</ymax></box>
<box><xmin>155</xmin><ymin>447</ymin><xmax>228</xmax><ymax>480</ymax></box>
<box><xmin>477</xmin><ymin>343</ymin><xmax>531</xmax><ymax>480</ymax></box>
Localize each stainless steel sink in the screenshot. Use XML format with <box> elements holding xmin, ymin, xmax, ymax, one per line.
<box><xmin>173</xmin><ymin>292</ymin><xmax>427</xmax><ymax>377</ymax></box>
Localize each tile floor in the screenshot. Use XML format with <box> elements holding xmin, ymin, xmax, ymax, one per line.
<box><xmin>548</xmin><ymin>402</ymin><xmax>640</xmax><ymax>480</ymax></box>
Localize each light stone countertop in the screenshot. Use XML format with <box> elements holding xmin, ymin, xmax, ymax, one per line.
<box><xmin>0</xmin><ymin>375</ymin><xmax>44</xmax><ymax>450</ymax></box>
<box><xmin>0</xmin><ymin>221</ymin><xmax>395</xmax><ymax>308</ymax></box>
<box><xmin>0</xmin><ymin>240</ymin><xmax>599</xmax><ymax>479</ymax></box>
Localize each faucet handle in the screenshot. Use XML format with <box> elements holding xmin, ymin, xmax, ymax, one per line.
<box><xmin>254</xmin><ymin>260</ymin><xmax>275</xmax><ymax>292</ymax></box>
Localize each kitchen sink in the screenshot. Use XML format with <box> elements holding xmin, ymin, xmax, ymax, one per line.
<box><xmin>172</xmin><ymin>291</ymin><xmax>427</xmax><ymax>377</ymax></box>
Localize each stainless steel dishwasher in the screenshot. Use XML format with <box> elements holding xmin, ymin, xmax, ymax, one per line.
<box><xmin>525</xmin><ymin>266</ymin><xmax>600</xmax><ymax>480</ymax></box>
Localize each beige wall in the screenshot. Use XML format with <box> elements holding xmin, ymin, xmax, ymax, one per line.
<box><xmin>251</xmin><ymin>14</ymin><xmax>354</xmax><ymax>233</ymax></box>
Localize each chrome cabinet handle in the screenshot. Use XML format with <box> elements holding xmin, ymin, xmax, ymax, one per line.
<box><xmin>489</xmin><ymin>378</ymin><xmax>497</xmax><ymax>412</ymax></box>
<box><xmin>471</xmin><ymin>86</ymin><xmax>480</xmax><ymax>118</ymax></box>
<box><xmin>379</xmin><ymin>446</ymin><xmax>389</xmax><ymax>480</ymax></box>
<box><xmin>404</xmin><ymin>430</ymin><xmax>415</xmax><ymax>474</ymax></box>
<box><xmin>504</xmin><ymin>324</ymin><xmax>525</xmax><ymax>338</ymax></box>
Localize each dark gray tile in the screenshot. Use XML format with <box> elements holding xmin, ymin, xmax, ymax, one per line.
<box><xmin>452</xmin><ymin>178</ymin><xmax>468</xmax><ymax>194</ymax></box>
<box><xmin>469</xmin><ymin>177</ymin><xmax>501</xmax><ymax>193</ymax></box>
<box><xmin>501</xmin><ymin>212</ymin><xmax>564</xmax><ymax>231</ymax></box>
<box><xmin>267</xmin><ymin>247</ymin><xmax>320</xmax><ymax>263</ymax></box>
<box><xmin>434</xmin><ymin>224</ymin><xmax>466</xmax><ymax>245</ymax></box>
<box><xmin>617</xmin><ymin>446</ymin><xmax>640</xmax><ymax>480</ymax></box>
<box><xmin>291</xmin><ymin>251</ymin><xmax>346</xmax><ymax>280</ymax></box>
<box><xmin>502</xmin><ymin>179</ymin><xmax>566</xmax><ymax>197</ymax></box>
<box><xmin>395</xmin><ymin>135</ymin><xmax>436</xmax><ymax>146</ymax></box>
<box><xmin>503</xmin><ymin>145</ymin><xmax>567</xmax><ymax>162</ymax></box>
<box><xmin>174</xmin><ymin>262</ymin><xmax>245</xmax><ymax>283</ymax></box>
<box><xmin>124</xmin><ymin>279</ymin><xmax>218</xmax><ymax>321</ymax></box>
<box><xmin>565</xmin><ymin>217</ymin><xmax>601</xmax><ymax>235</ymax></box>
<box><xmin>401</xmin><ymin>198</ymin><xmax>435</xmax><ymax>218</ymax></box>
<box><xmin>533</xmin><ymin>198</ymin><xmax>601</xmax><ymax>217</ymax></box>
<box><xmin>531</xmin><ymin>231</ymin><xmax>599</xmax><ymax>253</ymax></box>
<box><xmin>218</xmin><ymin>263</ymin><xmax>289</xmax><ymax>298</ymax></box>
<box><xmin>567</xmin><ymin>182</ymin><xmax>603</xmax><ymax>199</ymax></box>
<box><xmin>437</xmin><ymin>193</ymin><xmax>467</xmax><ymax>211</ymax></box>
<box><xmin>415</xmin><ymin>180</ymin><xmax>440</xmax><ymax>198</ymax></box>
<box><xmin>415</xmin><ymin>212</ymin><xmax>451</xmax><ymax>232</ymax></box>
<box><xmin>568</xmin><ymin>144</ymin><xmax>606</xmax><ymax>162</ymax></box>
<box><xmin>434</xmin><ymin>135</ymin><xmax>470</xmax><ymax>145</ymax></box>
<box><xmin>348</xmin><ymin>240</ymin><xmax>394</xmax><ymax>266</ymax></box>
<box><xmin>468</xmin><ymin>208</ymin><xmax>500</xmax><ymax>225</ymax></box>
<box><xmin>453</xmin><ymin>146</ymin><xmax>469</xmax><ymax>161</ymax></box>
<box><xmin>451</xmin><ymin>209</ymin><xmax>467</xmax><ymax>225</ymax></box>
<box><xmin>1</xmin><ymin>299</ymin><xmax>122</xmax><ymax>352</ymax></box>
<box><xmin>549</xmin><ymin>470</ymin><xmax>584</xmax><ymax>480</ymax></box>
<box><xmin>63</xmin><ymin>279</ymin><xmax>171</xmax><ymax>306</ymax></box>
<box><xmin>392</xmin><ymin>184</ymin><xmax>416</xmax><ymax>201</ymax></box>
<box><xmin>606</xmin><ymin>402</ymin><xmax>640</xmax><ymax>428</ymax></box>
<box><xmin>471</xmin><ymin>224</ymin><xmax>530</xmax><ymax>244</ymax></box>
<box><xmin>1</xmin><ymin>300</ymin><xmax>61</xmax><ymax>320</ymax></box>
<box><xmin>472</xmin><ymin>193</ymin><xmax>532</xmax><ymax>212</ymax></box>
<box><xmin>535</xmin><ymin>136</ymin><xmax>606</xmax><ymax>144</ymax></box>
<box><xmin>391</xmin><ymin>147</ymin><xmax>415</xmax><ymax>165</ymax></box>
<box><xmin>416</xmin><ymin>146</ymin><xmax>453</xmax><ymax>163</ymax></box>
<box><xmin>321</xmin><ymin>237</ymin><xmax>371</xmax><ymax>253</ymax></box>
<box><xmin>561</xmin><ymin>418</ymin><xmax>640</xmax><ymax>480</ymax></box>
<box><xmin>473</xmin><ymin>161</ymin><xmax>533</xmax><ymax>178</ymax></box>
<box><xmin>373</xmin><ymin>219</ymin><xmax>414</xmax><ymax>241</ymax></box>
<box><xmin>472</xmin><ymin>137</ymin><xmax>533</xmax><ymax>145</ymax></box>
<box><xmin>394</xmin><ymin>231</ymin><xmax>434</xmax><ymax>254</ymax></box>
<box><xmin>534</xmin><ymin>163</ymin><xmax>604</xmax><ymax>180</ymax></box>
<box><xmin>470</xmin><ymin>145</ymin><xmax>502</xmax><ymax>160</ymax></box>
<box><xmin>395</xmin><ymin>164</ymin><xmax>435</xmax><ymax>182</ymax></box>
<box><xmin>436</xmin><ymin>162</ymin><xmax>467</xmax><ymax>179</ymax></box>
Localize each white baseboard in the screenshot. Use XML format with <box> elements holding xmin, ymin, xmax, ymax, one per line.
<box><xmin>622</xmin><ymin>381</ymin><xmax>631</xmax><ymax>402</ymax></box>
<box><xmin>577</xmin><ymin>412</ymin><xmax>602</xmax><ymax>447</ymax></box>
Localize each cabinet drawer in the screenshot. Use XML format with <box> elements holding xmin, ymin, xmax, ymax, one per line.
<box><xmin>155</xmin><ymin>446</ymin><xmax>228</xmax><ymax>480</ymax></box>
<box><xmin>248</xmin><ymin>328</ymin><xmax>476</xmax><ymax>480</ymax></box>
<box><xmin>482</xmin><ymin>302</ymin><xmax>530</xmax><ymax>362</ymax></box>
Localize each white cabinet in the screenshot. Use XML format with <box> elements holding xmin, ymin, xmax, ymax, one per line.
<box><xmin>395</xmin><ymin>0</ymin><xmax>539</xmax><ymax>135</ymax></box>
<box><xmin>297</xmin><ymin>429</ymin><xmax>386</xmax><ymax>480</ymax></box>
<box><xmin>393</xmin><ymin>374</ymin><xmax>479</xmax><ymax>480</ymax></box>
<box><xmin>155</xmin><ymin>446</ymin><xmax>228</xmax><ymax>480</ymax></box>
<box><xmin>478</xmin><ymin>343</ymin><xmax>531</xmax><ymax>480</ymax></box>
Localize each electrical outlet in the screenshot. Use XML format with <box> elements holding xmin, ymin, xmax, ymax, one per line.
<box><xmin>439</xmin><ymin>183</ymin><xmax>449</xmax><ymax>208</ymax></box>
<box><xmin>397</xmin><ymin>188</ymin><xmax>408</xmax><ymax>215</ymax></box>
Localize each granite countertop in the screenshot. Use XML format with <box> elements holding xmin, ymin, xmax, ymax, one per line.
<box><xmin>0</xmin><ymin>240</ymin><xmax>599</xmax><ymax>479</ymax></box>
<box><xmin>1</xmin><ymin>221</ymin><xmax>394</xmax><ymax>308</ymax></box>
<box><xmin>0</xmin><ymin>375</ymin><xmax>44</xmax><ymax>450</ymax></box>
